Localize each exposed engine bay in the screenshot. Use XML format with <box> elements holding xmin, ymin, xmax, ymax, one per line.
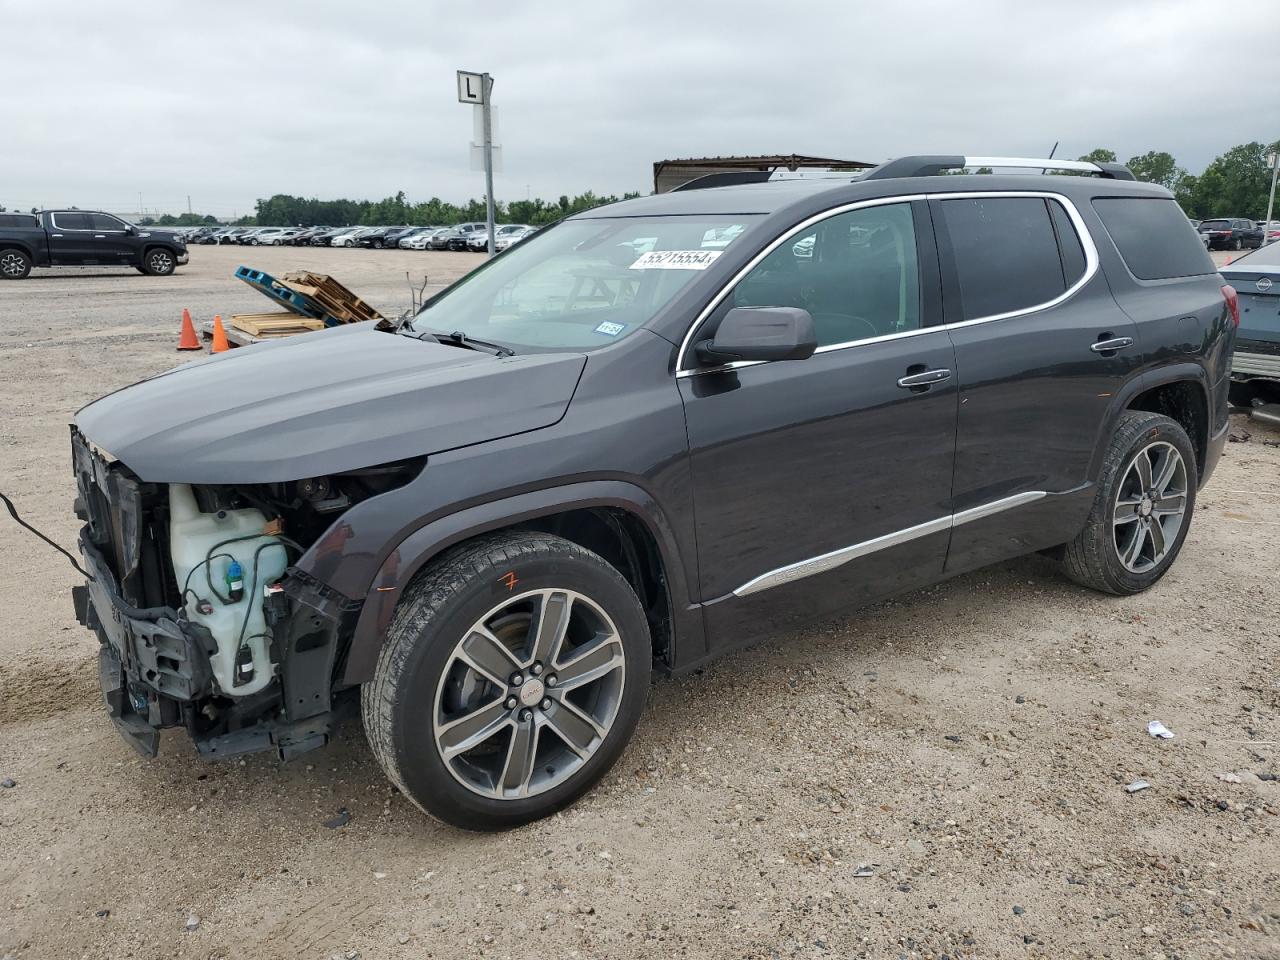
<box><xmin>70</xmin><ymin>425</ymin><xmax>423</xmax><ymax>760</ymax></box>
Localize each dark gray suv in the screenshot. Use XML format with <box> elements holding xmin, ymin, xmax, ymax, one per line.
<box><xmin>69</xmin><ymin>155</ymin><xmax>1235</xmax><ymax>829</ymax></box>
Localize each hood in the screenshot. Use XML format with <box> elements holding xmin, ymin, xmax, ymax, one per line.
<box><xmin>75</xmin><ymin>323</ymin><xmax>586</xmax><ymax>484</ymax></box>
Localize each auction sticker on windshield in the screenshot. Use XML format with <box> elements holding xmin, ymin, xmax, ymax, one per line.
<box><xmin>630</xmin><ymin>250</ymin><xmax>722</xmax><ymax>270</ymax></box>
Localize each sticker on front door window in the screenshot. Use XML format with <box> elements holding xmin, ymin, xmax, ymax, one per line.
<box><xmin>629</xmin><ymin>250</ymin><xmax>722</xmax><ymax>270</ymax></box>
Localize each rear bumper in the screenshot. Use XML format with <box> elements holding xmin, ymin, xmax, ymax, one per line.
<box><xmin>1232</xmin><ymin>350</ymin><xmax>1280</xmax><ymax>380</ymax></box>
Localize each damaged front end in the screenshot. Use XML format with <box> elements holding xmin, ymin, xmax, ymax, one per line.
<box><xmin>70</xmin><ymin>426</ymin><xmax>419</xmax><ymax>761</ymax></box>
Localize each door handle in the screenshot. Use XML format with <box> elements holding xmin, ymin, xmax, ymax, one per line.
<box><xmin>51</xmin><ymin>234</ymin><xmax>63</xmax><ymax>238</ymax></box>
<box><xmin>897</xmin><ymin>368</ymin><xmax>952</xmax><ymax>389</ymax></box>
<box><xmin>1090</xmin><ymin>336</ymin><xmax>1134</xmax><ymax>354</ymax></box>
<box><xmin>94</xmin><ymin>235</ymin><xmax>106</xmax><ymax>239</ymax></box>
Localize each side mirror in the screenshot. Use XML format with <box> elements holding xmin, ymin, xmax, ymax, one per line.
<box><xmin>695</xmin><ymin>307</ymin><xmax>817</xmax><ymax>364</ymax></box>
<box><xmin>124</xmin><ymin>225</ymin><xmax>136</xmax><ymax>235</ymax></box>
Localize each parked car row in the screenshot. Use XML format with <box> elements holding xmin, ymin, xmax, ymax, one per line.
<box><xmin>173</xmin><ymin>223</ymin><xmax>540</xmax><ymax>251</ymax></box>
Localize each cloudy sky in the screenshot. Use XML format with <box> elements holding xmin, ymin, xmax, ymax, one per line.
<box><xmin>3</xmin><ymin>0</ymin><xmax>1276</xmax><ymax>218</ymax></box>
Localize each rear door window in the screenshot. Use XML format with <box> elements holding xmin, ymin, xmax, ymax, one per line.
<box><xmin>53</xmin><ymin>212</ymin><xmax>93</xmax><ymax>230</ymax></box>
<box><xmin>937</xmin><ymin>197</ymin><xmax>1067</xmax><ymax>320</ymax></box>
<box><xmin>1092</xmin><ymin>198</ymin><xmax>1216</xmax><ymax>280</ymax></box>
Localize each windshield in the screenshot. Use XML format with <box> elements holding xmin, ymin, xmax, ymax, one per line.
<box><xmin>407</xmin><ymin>214</ymin><xmax>761</xmax><ymax>351</ymax></box>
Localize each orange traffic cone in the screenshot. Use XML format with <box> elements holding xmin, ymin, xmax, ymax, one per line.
<box><xmin>177</xmin><ymin>308</ymin><xmax>202</xmax><ymax>351</ymax></box>
<box><xmin>211</xmin><ymin>315</ymin><xmax>230</xmax><ymax>354</ymax></box>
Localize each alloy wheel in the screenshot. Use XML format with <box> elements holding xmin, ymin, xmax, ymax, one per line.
<box><xmin>148</xmin><ymin>251</ymin><xmax>173</xmax><ymax>274</ymax></box>
<box><xmin>1113</xmin><ymin>441</ymin><xmax>1188</xmax><ymax>573</ymax></box>
<box><xmin>1</xmin><ymin>252</ymin><xmax>26</xmax><ymax>277</ymax></box>
<box><xmin>432</xmin><ymin>588</ymin><xmax>626</xmax><ymax>801</ymax></box>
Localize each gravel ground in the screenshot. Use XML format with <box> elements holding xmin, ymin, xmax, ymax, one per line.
<box><xmin>0</xmin><ymin>245</ymin><xmax>1276</xmax><ymax>960</ymax></box>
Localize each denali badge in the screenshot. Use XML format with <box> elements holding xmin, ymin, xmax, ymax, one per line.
<box><xmin>1257</xmin><ymin>277</ymin><xmax>1273</xmax><ymax>292</ymax></box>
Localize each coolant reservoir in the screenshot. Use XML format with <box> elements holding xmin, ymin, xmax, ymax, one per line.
<box><xmin>168</xmin><ymin>483</ymin><xmax>288</xmax><ymax>697</ymax></box>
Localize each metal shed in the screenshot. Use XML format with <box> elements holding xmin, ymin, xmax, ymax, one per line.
<box><xmin>652</xmin><ymin>154</ymin><xmax>874</xmax><ymax>194</ymax></box>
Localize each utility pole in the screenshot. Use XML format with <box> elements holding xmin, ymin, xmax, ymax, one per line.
<box><xmin>481</xmin><ymin>74</ymin><xmax>496</xmax><ymax>255</ymax></box>
<box><xmin>1265</xmin><ymin>149</ymin><xmax>1279</xmax><ymax>242</ymax></box>
<box><xmin>187</xmin><ymin>195</ymin><xmax>192</xmax><ymax>216</ymax></box>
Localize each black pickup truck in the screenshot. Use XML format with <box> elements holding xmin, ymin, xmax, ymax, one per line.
<box><xmin>0</xmin><ymin>210</ymin><xmax>188</xmax><ymax>279</ymax></box>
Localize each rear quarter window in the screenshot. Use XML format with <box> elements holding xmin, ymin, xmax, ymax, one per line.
<box><xmin>1092</xmin><ymin>198</ymin><xmax>1216</xmax><ymax>280</ymax></box>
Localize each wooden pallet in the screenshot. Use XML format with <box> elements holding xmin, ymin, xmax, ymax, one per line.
<box><xmin>279</xmin><ymin>271</ymin><xmax>383</xmax><ymax>324</ymax></box>
<box><xmin>231</xmin><ymin>312</ymin><xmax>325</xmax><ymax>338</ymax></box>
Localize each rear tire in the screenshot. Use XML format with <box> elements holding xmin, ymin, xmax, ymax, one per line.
<box><xmin>0</xmin><ymin>248</ymin><xmax>32</xmax><ymax>279</ymax></box>
<box><xmin>1061</xmin><ymin>411</ymin><xmax>1197</xmax><ymax>595</ymax></box>
<box><xmin>363</xmin><ymin>532</ymin><xmax>651</xmax><ymax>830</ymax></box>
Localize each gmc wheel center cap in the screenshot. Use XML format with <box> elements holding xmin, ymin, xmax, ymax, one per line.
<box><xmin>518</xmin><ymin>677</ymin><xmax>545</xmax><ymax>707</ymax></box>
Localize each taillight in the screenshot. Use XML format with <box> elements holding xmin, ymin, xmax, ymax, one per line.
<box><xmin>1222</xmin><ymin>284</ymin><xmax>1239</xmax><ymax>327</ymax></box>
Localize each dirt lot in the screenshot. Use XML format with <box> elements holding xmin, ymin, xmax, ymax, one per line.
<box><xmin>0</xmin><ymin>244</ymin><xmax>1277</xmax><ymax>960</ymax></box>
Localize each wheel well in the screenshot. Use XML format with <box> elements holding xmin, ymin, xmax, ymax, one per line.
<box><xmin>1127</xmin><ymin>380</ymin><xmax>1207</xmax><ymax>473</ymax></box>
<box><xmin>514</xmin><ymin>508</ymin><xmax>672</xmax><ymax>665</ymax></box>
<box><xmin>1</xmin><ymin>244</ymin><xmax>33</xmax><ymax>259</ymax></box>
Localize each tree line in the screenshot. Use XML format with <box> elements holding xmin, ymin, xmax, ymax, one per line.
<box><xmin>108</xmin><ymin>138</ymin><xmax>1280</xmax><ymax>228</ymax></box>
<box><xmin>1077</xmin><ymin>141</ymin><xmax>1279</xmax><ymax>220</ymax></box>
<box><xmin>238</xmin><ymin>190</ymin><xmax>643</xmax><ymax>229</ymax></box>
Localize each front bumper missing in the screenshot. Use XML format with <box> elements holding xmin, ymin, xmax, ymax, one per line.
<box><xmin>75</xmin><ymin>532</ymin><xmax>350</xmax><ymax>762</ymax></box>
<box><xmin>75</xmin><ymin>536</ymin><xmax>214</xmax><ymax>756</ymax></box>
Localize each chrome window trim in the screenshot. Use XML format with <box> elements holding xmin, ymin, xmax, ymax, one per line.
<box><xmin>90</xmin><ymin>214</ymin><xmax>128</xmax><ymax>233</ymax></box>
<box><xmin>732</xmin><ymin>490</ymin><xmax>1046</xmax><ymax>598</ymax></box>
<box><xmin>675</xmin><ymin>191</ymin><xmax>1098</xmax><ymax>379</ymax></box>
<box><xmin>935</xmin><ymin>191</ymin><xmax>1100</xmax><ymax>330</ymax></box>
<box><xmin>675</xmin><ymin>195</ymin><xmax>926</xmax><ymax>377</ymax></box>
<box><xmin>49</xmin><ymin>212</ymin><xmax>96</xmax><ymax>232</ymax></box>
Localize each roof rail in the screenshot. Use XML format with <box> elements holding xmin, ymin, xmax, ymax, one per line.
<box><xmin>861</xmin><ymin>155</ymin><xmax>1136</xmax><ymax>181</ymax></box>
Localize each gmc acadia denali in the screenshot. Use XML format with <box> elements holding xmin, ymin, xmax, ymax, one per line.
<box><xmin>69</xmin><ymin>155</ymin><xmax>1235</xmax><ymax>829</ymax></box>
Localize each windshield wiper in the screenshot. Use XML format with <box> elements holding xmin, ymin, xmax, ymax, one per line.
<box><xmin>407</xmin><ymin>326</ymin><xmax>514</xmax><ymax>357</ymax></box>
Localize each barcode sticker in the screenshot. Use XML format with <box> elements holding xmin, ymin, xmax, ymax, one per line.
<box><xmin>629</xmin><ymin>250</ymin><xmax>722</xmax><ymax>270</ymax></box>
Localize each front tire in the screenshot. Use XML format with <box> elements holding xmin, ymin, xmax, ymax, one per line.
<box><xmin>1061</xmin><ymin>411</ymin><xmax>1196</xmax><ymax>595</ymax></box>
<box><xmin>0</xmin><ymin>248</ymin><xmax>32</xmax><ymax>279</ymax></box>
<box><xmin>140</xmin><ymin>248</ymin><xmax>176</xmax><ymax>276</ymax></box>
<box><xmin>363</xmin><ymin>532</ymin><xmax>651</xmax><ymax>830</ymax></box>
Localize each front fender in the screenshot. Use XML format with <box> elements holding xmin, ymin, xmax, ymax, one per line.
<box><xmin>338</xmin><ymin>479</ymin><xmax>701</xmax><ymax>685</ymax></box>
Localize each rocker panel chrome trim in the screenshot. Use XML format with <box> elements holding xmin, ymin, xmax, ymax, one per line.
<box><xmin>731</xmin><ymin>490</ymin><xmax>1047</xmax><ymax>598</ymax></box>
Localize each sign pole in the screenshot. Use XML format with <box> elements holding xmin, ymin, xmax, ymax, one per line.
<box><xmin>482</xmin><ymin>73</ymin><xmax>496</xmax><ymax>256</ymax></box>
<box><xmin>1264</xmin><ymin>150</ymin><xmax>1278</xmax><ymax>245</ymax></box>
